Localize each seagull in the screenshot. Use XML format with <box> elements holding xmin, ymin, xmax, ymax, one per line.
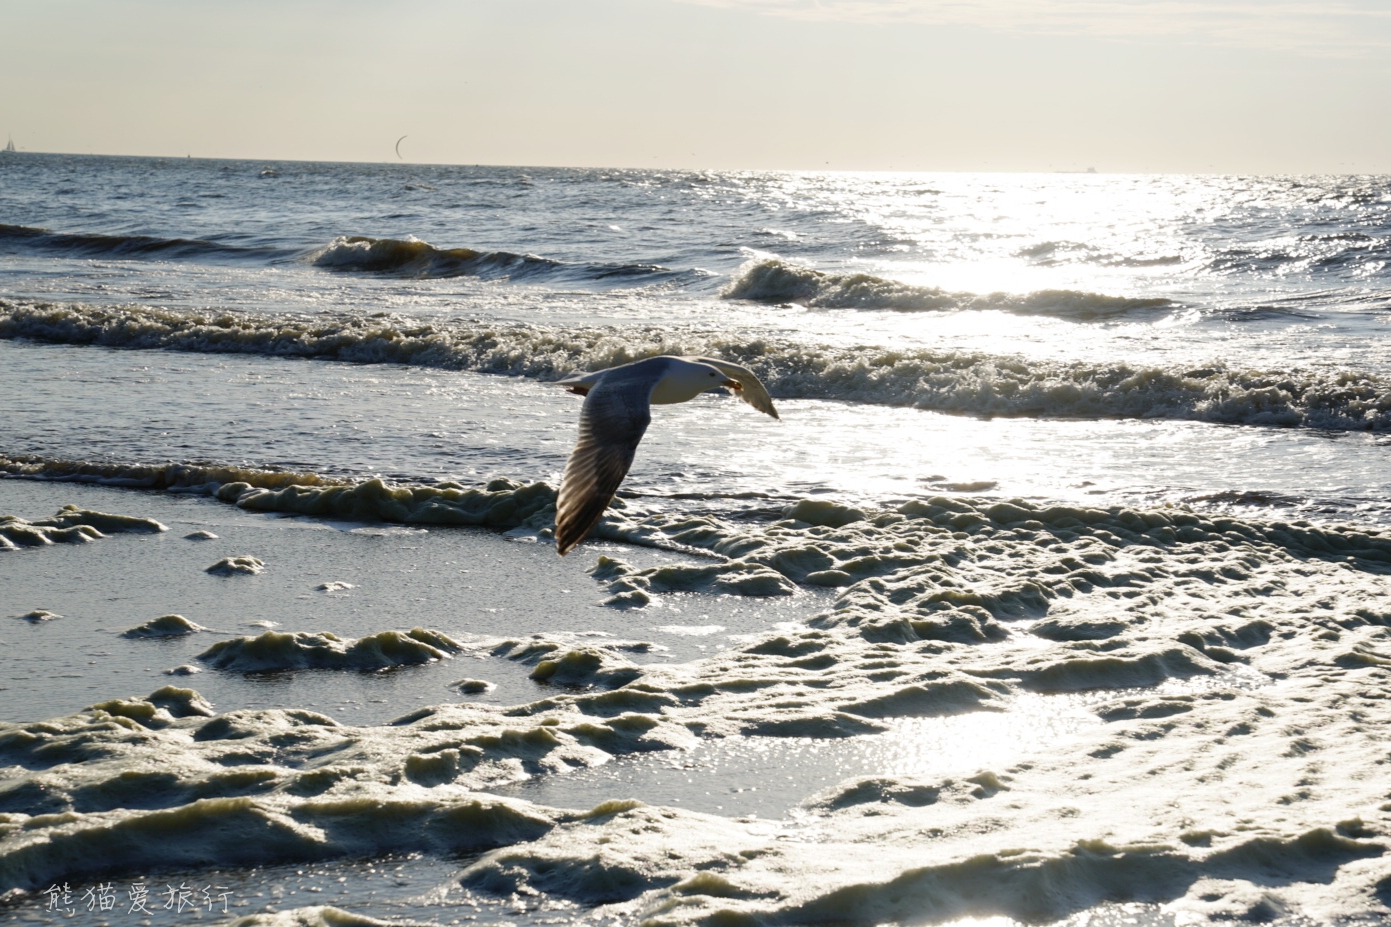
<box><xmin>552</xmin><ymin>356</ymin><xmax>779</xmax><ymax>555</ymax></box>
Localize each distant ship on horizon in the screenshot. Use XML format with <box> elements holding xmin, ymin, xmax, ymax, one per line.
<box><xmin>3</xmin><ymin>137</ymin><xmax>15</xmax><ymax>153</ymax></box>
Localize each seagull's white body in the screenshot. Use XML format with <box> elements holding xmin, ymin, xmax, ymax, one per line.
<box><xmin>552</xmin><ymin>356</ymin><xmax>779</xmax><ymax>555</ymax></box>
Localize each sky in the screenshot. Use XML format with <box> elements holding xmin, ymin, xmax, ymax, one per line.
<box><xmin>3</xmin><ymin>0</ymin><xmax>1390</xmax><ymax>173</ymax></box>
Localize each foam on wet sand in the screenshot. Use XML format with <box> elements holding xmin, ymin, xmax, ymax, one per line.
<box><xmin>0</xmin><ymin>504</ymin><xmax>166</xmax><ymax>549</ymax></box>
<box><xmin>198</xmin><ymin>628</ymin><xmax>465</xmax><ymax>673</ymax></box>
<box><xmin>122</xmin><ymin>614</ymin><xmax>208</xmax><ymax>638</ymax></box>
<box><xmin>1</xmin><ymin>477</ymin><xmax>1389</xmax><ymax>923</ymax></box>
<box><xmin>208</xmin><ymin>555</ymin><xmax>267</xmax><ymax>576</ymax></box>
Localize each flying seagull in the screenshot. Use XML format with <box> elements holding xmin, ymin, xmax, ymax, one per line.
<box><xmin>552</xmin><ymin>356</ymin><xmax>779</xmax><ymax>555</ymax></box>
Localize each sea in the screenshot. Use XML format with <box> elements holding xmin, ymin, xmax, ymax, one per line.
<box><xmin>1</xmin><ymin>153</ymin><xmax>1390</xmax><ymax>927</ymax></box>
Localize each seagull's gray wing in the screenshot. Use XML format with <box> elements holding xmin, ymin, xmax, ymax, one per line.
<box><xmin>683</xmin><ymin>356</ymin><xmax>779</xmax><ymax>419</ymax></box>
<box><xmin>554</xmin><ymin>367</ymin><xmax>607</xmax><ymax>396</ymax></box>
<box><xmin>554</xmin><ymin>363</ymin><xmax>660</xmax><ymax>555</ymax></box>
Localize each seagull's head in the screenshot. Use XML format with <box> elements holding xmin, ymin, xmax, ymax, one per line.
<box><xmin>691</xmin><ymin>360</ymin><xmax>742</xmax><ymax>392</ymax></box>
<box><xmin>652</xmin><ymin>358</ymin><xmax>742</xmax><ymax>405</ymax></box>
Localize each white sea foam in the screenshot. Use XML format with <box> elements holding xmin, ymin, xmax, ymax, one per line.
<box><xmin>199</xmin><ymin>628</ymin><xmax>465</xmax><ymax>672</ymax></box>
<box><xmin>2</xmin><ymin>482</ymin><xmax>1390</xmax><ymax>921</ymax></box>
<box><xmin>227</xmin><ymin>907</ymin><xmax>427</xmax><ymax>927</ymax></box>
<box><xmin>6</xmin><ymin>299</ymin><xmax>1390</xmax><ymax>430</ymax></box>
<box><xmin>0</xmin><ymin>460</ymin><xmax>570</xmax><ymax>542</ymax></box>
<box><xmin>592</xmin><ymin>554</ymin><xmax>797</xmax><ymax>609</ymax></box>
<box><xmin>722</xmin><ymin>257</ymin><xmax>1174</xmax><ymax>318</ymax></box>
<box><xmin>121</xmin><ymin>614</ymin><xmax>208</xmax><ymax>638</ymax></box>
<box><xmin>9</xmin><ymin>456</ymin><xmax>1391</xmax><ymax>583</ymax></box>
<box><xmin>206</xmin><ymin>555</ymin><xmax>266</xmax><ymax>576</ymax></box>
<box><xmin>0</xmin><ymin>504</ymin><xmax>166</xmax><ymax>549</ymax></box>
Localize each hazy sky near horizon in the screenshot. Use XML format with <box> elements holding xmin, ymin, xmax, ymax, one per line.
<box><xmin>4</xmin><ymin>0</ymin><xmax>1390</xmax><ymax>173</ymax></box>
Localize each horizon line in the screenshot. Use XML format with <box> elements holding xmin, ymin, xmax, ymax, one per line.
<box><xmin>5</xmin><ymin>149</ymin><xmax>1390</xmax><ymax>179</ymax></box>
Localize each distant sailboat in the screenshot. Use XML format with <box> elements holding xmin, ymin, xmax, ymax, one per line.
<box><xmin>3</xmin><ymin>137</ymin><xmax>15</xmax><ymax>153</ymax></box>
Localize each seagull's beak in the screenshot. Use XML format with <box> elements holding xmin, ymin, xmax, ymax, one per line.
<box><xmin>723</xmin><ymin>378</ymin><xmax>743</xmax><ymax>391</ymax></box>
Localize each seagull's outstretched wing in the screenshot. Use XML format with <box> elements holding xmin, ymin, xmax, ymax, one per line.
<box><xmin>554</xmin><ymin>367</ymin><xmax>606</xmax><ymax>396</ymax></box>
<box><xmin>554</xmin><ymin>366</ymin><xmax>657</xmax><ymax>555</ymax></box>
<box><xmin>683</xmin><ymin>356</ymin><xmax>779</xmax><ymax>419</ymax></box>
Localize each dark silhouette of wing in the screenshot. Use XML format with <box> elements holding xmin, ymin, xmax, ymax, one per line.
<box><xmin>554</xmin><ymin>362</ymin><xmax>660</xmax><ymax>555</ymax></box>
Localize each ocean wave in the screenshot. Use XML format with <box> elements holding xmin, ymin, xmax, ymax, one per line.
<box><xmin>5</xmin><ymin>300</ymin><xmax>1390</xmax><ymax>431</ymax></box>
<box><xmin>1016</xmin><ymin>241</ymin><xmax>1185</xmax><ymax>268</ymax></box>
<box><xmin>310</xmin><ymin>235</ymin><xmax>564</xmax><ymax>280</ymax></box>
<box><xmin>1220</xmin><ymin>306</ymin><xmax>1321</xmax><ymax>322</ymax></box>
<box><xmin>1209</xmin><ymin>237</ymin><xmax>1391</xmax><ymax>277</ymax></box>
<box><xmin>309</xmin><ymin>235</ymin><xmax>699</xmax><ymax>286</ymax></box>
<box><xmin>0</xmin><ymin>223</ymin><xmax>697</xmax><ymax>288</ymax></box>
<box><xmin>721</xmin><ymin>258</ymin><xmax>1172</xmax><ymax>319</ymax></box>
<box><xmin>0</xmin><ymin>223</ymin><xmax>284</xmax><ymax>261</ymax></box>
<box><xmin>312</xmin><ymin>234</ymin><xmax>711</xmax><ymax>286</ymax></box>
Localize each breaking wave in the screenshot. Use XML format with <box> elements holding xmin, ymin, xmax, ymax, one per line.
<box><xmin>4</xmin><ymin>300</ymin><xmax>1391</xmax><ymax>431</ymax></box>
<box><xmin>310</xmin><ymin>235</ymin><xmax>565</xmax><ymax>279</ymax></box>
<box><xmin>310</xmin><ymin>235</ymin><xmax>703</xmax><ymax>286</ymax></box>
<box><xmin>722</xmin><ymin>258</ymin><xmax>1173</xmax><ymax>319</ymax></box>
